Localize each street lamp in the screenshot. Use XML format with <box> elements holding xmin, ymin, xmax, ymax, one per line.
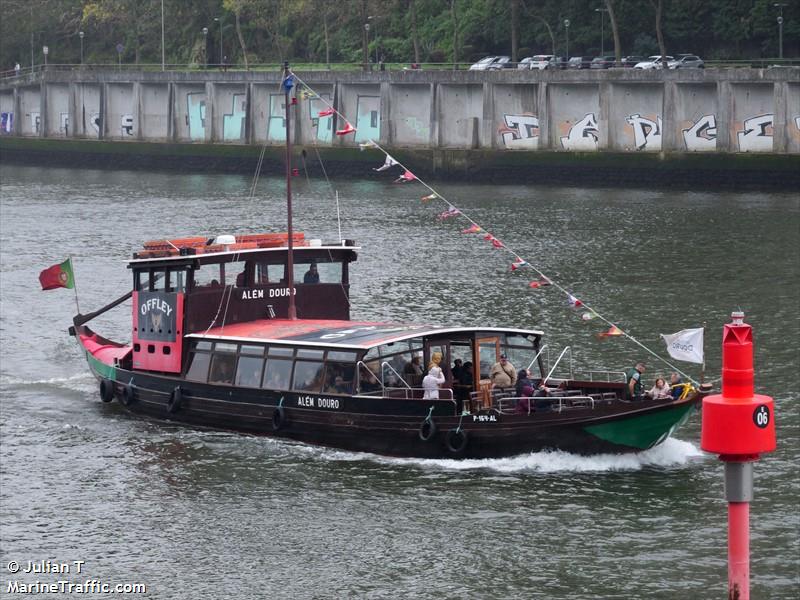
<box><xmin>202</xmin><ymin>27</ymin><xmax>208</xmax><ymax>68</ymax></box>
<box><xmin>774</xmin><ymin>3</ymin><xmax>787</xmax><ymax>60</ymax></box>
<box><xmin>160</xmin><ymin>0</ymin><xmax>165</xmax><ymax>71</ymax></box>
<box><xmin>368</xmin><ymin>15</ymin><xmax>379</xmax><ymax>63</ymax></box>
<box><xmin>214</xmin><ymin>17</ymin><xmax>223</xmax><ymax>66</ymax></box>
<box><xmin>595</xmin><ymin>7</ymin><xmax>608</xmax><ymax>56</ymax></box>
<box><xmin>364</xmin><ymin>22</ymin><xmax>371</xmax><ymax>70</ymax></box>
<box><xmin>79</xmin><ymin>31</ymin><xmax>84</xmax><ymax>65</ymax></box>
<box><xmin>42</xmin><ymin>45</ymin><xmax>48</xmax><ymax>68</ymax></box>
<box><xmin>564</xmin><ymin>19</ymin><xmax>571</xmax><ymax>59</ymax></box>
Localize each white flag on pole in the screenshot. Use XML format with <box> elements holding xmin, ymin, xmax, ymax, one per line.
<box><xmin>660</xmin><ymin>328</ymin><xmax>704</xmax><ymax>364</ymax></box>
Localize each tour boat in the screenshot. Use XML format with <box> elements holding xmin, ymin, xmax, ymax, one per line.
<box><xmin>69</xmin><ymin>65</ymin><xmax>708</xmax><ymax>459</ymax></box>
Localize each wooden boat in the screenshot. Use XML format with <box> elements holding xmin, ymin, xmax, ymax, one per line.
<box><xmin>70</xmin><ymin>65</ymin><xmax>709</xmax><ymax>458</ymax></box>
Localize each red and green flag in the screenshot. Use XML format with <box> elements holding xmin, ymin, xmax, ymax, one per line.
<box><xmin>39</xmin><ymin>258</ymin><xmax>74</xmax><ymax>290</ymax></box>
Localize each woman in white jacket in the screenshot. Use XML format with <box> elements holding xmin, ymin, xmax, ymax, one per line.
<box><xmin>422</xmin><ymin>365</ymin><xmax>446</xmax><ymax>399</ymax></box>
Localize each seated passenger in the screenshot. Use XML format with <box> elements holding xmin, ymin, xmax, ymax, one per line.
<box><xmin>515</xmin><ymin>385</ymin><xmax>534</xmax><ymax>414</ymax></box>
<box><xmin>647</xmin><ymin>376</ymin><xmax>672</xmax><ymax>400</ymax></box>
<box><xmin>304</xmin><ymin>262</ymin><xmax>320</xmax><ymax>283</ymax></box>
<box><xmin>669</xmin><ymin>372</ymin><xmax>686</xmax><ymax>400</ymax></box>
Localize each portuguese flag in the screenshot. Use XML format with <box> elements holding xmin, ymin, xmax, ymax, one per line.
<box><xmin>39</xmin><ymin>258</ymin><xmax>75</xmax><ymax>290</ymax></box>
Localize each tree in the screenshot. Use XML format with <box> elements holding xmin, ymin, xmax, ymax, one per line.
<box><xmin>649</xmin><ymin>0</ymin><xmax>667</xmax><ymax>67</ymax></box>
<box><xmin>222</xmin><ymin>0</ymin><xmax>250</xmax><ymax>69</ymax></box>
<box><xmin>604</xmin><ymin>0</ymin><xmax>621</xmax><ymax>64</ymax></box>
<box><xmin>510</xmin><ymin>0</ymin><xmax>518</xmax><ymax>62</ymax></box>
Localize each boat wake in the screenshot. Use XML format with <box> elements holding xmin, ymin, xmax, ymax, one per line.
<box><xmin>0</xmin><ymin>372</ymin><xmax>94</xmax><ymax>389</ymax></box>
<box><xmin>312</xmin><ymin>437</ymin><xmax>706</xmax><ymax>473</ymax></box>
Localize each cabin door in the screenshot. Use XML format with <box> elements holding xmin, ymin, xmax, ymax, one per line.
<box><xmin>425</xmin><ymin>341</ymin><xmax>451</xmax><ymax>382</ymax></box>
<box><xmin>475</xmin><ymin>337</ymin><xmax>501</xmax><ymax>408</ymax></box>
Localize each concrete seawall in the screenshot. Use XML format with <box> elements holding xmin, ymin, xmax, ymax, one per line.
<box><xmin>1</xmin><ymin>68</ymin><xmax>798</xmax><ymax>187</ymax></box>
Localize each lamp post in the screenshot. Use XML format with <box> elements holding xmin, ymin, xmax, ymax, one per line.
<box><xmin>595</xmin><ymin>7</ymin><xmax>608</xmax><ymax>56</ymax></box>
<box><xmin>364</xmin><ymin>22</ymin><xmax>371</xmax><ymax>70</ymax></box>
<box><xmin>160</xmin><ymin>0</ymin><xmax>165</xmax><ymax>71</ymax></box>
<box><xmin>564</xmin><ymin>19</ymin><xmax>570</xmax><ymax>59</ymax></box>
<box><xmin>42</xmin><ymin>45</ymin><xmax>48</xmax><ymax>68</ymax></box>
<box><xmin>79</xmin><ymin>31</ymin><xmax>84</xmax><ymax>65</ymax></box>
<box><xmin>202</xmin><ymin>27</ymin><xmax>208</xmax><ymax>68</ymax></box>
<box><xmin>214</xmin><ymin>17</ymin><xmax>223</xmax><ymax>66</ymax></box>
<box><xmin>116</xmin><ymin>42</ymin><xmax>123</xmax><ymax>68</ymax></box>
<box><xmin>774</xmin><ymin>3</ymin><xmax>787</xmax><ymax>60</ymax></box>
<box><xmin>368</xmin><ymin>15</ymin><xmax>379</xmax><ymax>63</ymax></box>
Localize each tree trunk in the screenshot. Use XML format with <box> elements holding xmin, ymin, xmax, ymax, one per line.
<box><xmin>234</xmin><ymin>10</ymin><xmax>249</xmax><ymax>69</ymax></box>
<box><xmin>361</xmin><ymin>0</ymin><xmax>368</xmax><ymax>70</ymax></box>
<box><xmin>510</xmin><ymin>0</ymin><xmax>518</xmax><ymax>62</ymax></box>
<box><xmin>323</xmin><ymin>13</ymin><xmax>330</xmax><ymax>67</ymax></box>
<box><xmin>450</xmin><ymin>0</ymin><xmax>459</xmax><ymax>69</ymax></box>
<box><xmin>652</xmin><ymin>0</ymin><xmax>667</xmax><ymax>67</ymax></box>
<box><xmin>605</xmin><ymin>0</ymin><xmax>621</xmax><ymax>65</ymax></box>
<box><xmin>410</xmin><ymin>0</ymin><xmax>420</xmax><ymax>63</ymax></box>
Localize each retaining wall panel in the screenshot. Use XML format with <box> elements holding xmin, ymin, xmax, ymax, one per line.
<box><xmin>492</xmin><ymin>84</ymin><xmax>540</xmax><ymax>150</ymax></box>
<box><xmin>731</xmin><ymin>83</ymin><xmax>775</xmax><ymax>152</ymax></box>
<box><xmin>549</xmin><ymin>84</ymin><xmax>601</xmax><ymax>151</ymax></box>
<box><xmin>390</xmin><ymin>84</ymin><xmax>432</xmax><ymax>147</ymax></box>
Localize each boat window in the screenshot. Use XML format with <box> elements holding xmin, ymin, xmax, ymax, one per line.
<box><xmin>357</xmin><ymin>361</ymin><xmax>382</xmax><ymax>394</ymax></box>
<box><xmin>262</xmin><ymin>358</ymin><xmax>292</xmax><ymax>390</ymax></box>
<box><xmin>296</xmin><ymin>349</ymin><xmax>324</xmax><ymax>360</ymax></box>
<box><xmin>363</xmin><ymin>347</ymin><xmax>380</xmax><ymax>361</ymax></box>
<box><xmin>235</xmin><ymin>356</ymin><xmax>264</xmax><ymax>387</ymax></box>
<box><xmin>195</xmin><ymin>341</ymin><xmax>213</xmax><ymax>351</ymax></box>
<box><xmin>134</xmin><ymin>271</ymin><xmax>147</xmax><ymax>291</ymax></box>
<box><xmin>214</xmin><ymin>342</ymin><xmax>238</xmax><ymax>354</ymax></box>
<box><xmin>383</xmin><ymin>349</ymin><xmax>415</xmax><ymax>387</ymax></box>
<box><xmin>327</xmin><ymin>350</ymin><xmax>357</xmax><ymax>361</ymax></box>
<box><xmin>477</xmin><ymin>341</ymin><xmax>498</xmax><ymax>380</ymax></box>
<box><xmin>254</xmin><ymin>262</ymin><xmax>285</xmax><ymax>285</ymax></box>
<box><xmin>268</xmin><ymin>346</ymin><xmax>294</xmax><ymax>358</ymax></box>
<box><xmin>240</xmin><ymin>344</ymin><xmax>265</xmax><ymax>356</ymax></box>
<box><xmin>293</xmin><ymin>361</ymin><xmax>325</xmax><ymax>392</ymax></box>
<box><xmin>152</xmin><ymin>270</ymin><xmax>167</xmax><ymax>292</ymax></box>
<box><xmin>322</xmin><ymin>362</ymin><xmax>355</xmax><ymax>394</ymax></box>
<box><xmin>378</xmin><ymin>341</ymin><xmax>410</xmax><ymax>357</ymax></box>
<box><xmin>293</xmin><ymin>259</ymin><xmax>343</xmax><ymax>284</ymax></box>
<box><xmin>208</xmin><ymin>353</ymin><xmax>236</xmax><ymax>384</ymax></box>
<box><xmin>185</xmin><ymin>352</ymin><xmax>211</xmax><ymax>382</ymax></box>
<box><xmin>192</xmin><ymin>264</ymin><xmax>223</xmax><ymax>289</ymax></box>
<box><xmin>168</xmin><ymin>268</ymin><xmax>187</xmax><ymax>293</ymax></box>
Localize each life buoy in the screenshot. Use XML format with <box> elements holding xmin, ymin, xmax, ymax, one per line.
<box><xmin>121</xmin><ymin>382</ymin><xmax>136</xmax><ymax>406</ymax></box>
<box><xmin>419</xmin><ymin>417</ymin><xmax>437</xmax><ymax>442</ymax></box>
<box><xmin>167</xmin><ymin>386</ymin><xmax>182</xmax><ymax>414</ymax></box>
<box><xmin>445</xmin><ymin>428</ymin><xmax>469</xmax><ymax>456</ymax></box>
<box><xmin>99</xmin><ymin>378</ymin><xmax>115</xmax><ymax>403</ymax></box>
<box><xmin>272</xmin><ymin>406</ymin><xmax>287</xmax><ymax>431</ymax></box>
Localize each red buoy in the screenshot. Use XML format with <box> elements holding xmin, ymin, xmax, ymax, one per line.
<box><xmin>700</xmin><ymin>311</ymin><xmax>776</xmax><ymax>600</ymax></box>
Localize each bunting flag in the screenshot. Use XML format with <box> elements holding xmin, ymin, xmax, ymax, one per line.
<box><xmin>511</xmin><ymin>261</ymin><xmax>528</xmax><ymax>271</ymax></box>
<box><xmin>335</xmin><ymin>122</ymin><xmax>356</xmax><ymax>135</ymax></box>
<box><xmin>421</xmin><ymin>193</ymin><xmax>438</xmax><ymax>202</ymax></box>
<box><xmin>438</xmin><ymin>207</ymin><xmax>460</xmax><ymax>220</ymax></box>
<box><xmin>529</xmin><ymin>278</ymin><xmax>552</xmax><ymax>289</ymax></box>
<box><xmin>39</xmin><ymin>258</ymin><xmax>75</xmax><ymax>290</ymax></box>
<box><xmin>483</xmin><ymin>233</ymin><xmax>494</xmax><ymax>241</ymax></box>
<box><xmin>568</xmin><ymin>294</ymin><xmax>583</xmax><ymax>308</ymax></box>
<box><xmin>318</xmin><ymin>108</ymin><xmax>335</xmax><ymax>117</ymax></box>
<box><xmin>359</xmin><ymin>140</ymin><xmax>379</xmax><ymax>150</ymax></box>
<box><xmin>491</xmin><ymin>239</ymin><xmax>504</xmax><ymax>249</ymax></box>
<box><xmin>373</xmin><ymin>155</ymin><xmax>398</xmax><ymax>172</ymax></box>
<box><xmin>300</xmin><ymin>89</ymin><xmax>318</xmax><ymax>100</ymax></box>
<box><xmin>660</xmin><ymin>328</ymin><xmax>704</xmax><ymax>364</ymax></box>
<box><xmin>580</xmin><ymin>311</ymin><xmax>597</xmax><ymax>321</ymax></box>
<box><xmin>597</xmin><ymin>325</ymin><xmax>624</xmax><ymax>338</ymax></box>
<box><xmin>462</xmin><ymin>224</ymin><xmax>482</xmax><ymax>234</ymax></box>
<box><xmin>394</xmin><ymin>170</ymin><xmax>416</xmax><ymax>183</ymax></box>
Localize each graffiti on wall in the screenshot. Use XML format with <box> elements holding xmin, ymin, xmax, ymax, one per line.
<box><xmin>560</xmin><ymin>113</ymin><xmax>598</xmax><ymax>150</ymax></box>
<box><xmin>0</xmin><ymin>112</ymin><xmax>12</xmax><ymax>134</ymax></box>
<box><xmin>60</xmin><ymin>113</ymin><xmax>69</xmax><ymax>136</ymax></box>
<box><xmin>796</xmin><ymin>116</ymin><xmax>800</xmax><ymax>131</ymax></box>
<box><xmin>90</xmin><ymin>113</ymin><xmax>101</xmax><ymax>134</ymax></box>
<box><xmin>186</xmin><ymin>93</ymin><xmax>206</xmax><ymax>140</ymax></box>
<box><xmin>223</xmin><ymin>94</ymin><xmax>246</xmax><ymax>141</ymax></box>
<box><xmin>626</xmin><ymin>113</ymin><xmax>662</xmax><ymax>151</ymax></box>
<box><xmin>309</xmin><ymin>94</ymin><xmax>333</xmax><ymax>143</ymax></box>
<box><xmin>28</xmin><ymin>112</ymin><xmax>40</xmax><ymax>134</ymax></box>
<box><xmin>268</xmin><ymin>94</ymin><xmax>286</xmax><ymax>141</ymax></box>
<box><xmin>499</xmin><ymin>114</ymin><xmax>539</xmax><ymax>149</ymax></box>
<box><xmin>737</xmin><ymin>114</ymin><xmax>773</xmax><ymax>152</ymax></box>
<box><xmin>121</xmin><ymin>114</ymin><xmax>134</xmax><ymax>136</ymax></box>
<box><xmin>354</xmin><ymin>95</ymin><xmax>380</xmax><ymax>143</ymax></box>
<box><xmin>682</xmin><ymin>114</ymin><xmax>717</xmax><ymax>151</ymax></box>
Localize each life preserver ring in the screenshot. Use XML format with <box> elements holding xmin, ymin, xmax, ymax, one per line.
<box><xmin>419</xmin><ymin>417</ymin><xmax>437</xmax><ymax>442</ymax></box>
<box><xmin>445</xmin><ymin>428</ymin><xmax>469</xmax><ymax>456</ymax></box>
<box><xmin>99</xmin><ymin>378</ymin><xmax>115</xmax><ymax>403</ymax></box>
<box><xmin>272</xmin><ymin>406</ymin><xmax>287</xmax><ymax>431</ymax></box>
<box><xmin>121</xmin><ymin>382</ymin><xmax>136</xmax><ymax>406</ymax></box>
<box><xmin>167</xmin><ymin>386</ymin><xmax>182</xmax><ymax>414</ymax></box>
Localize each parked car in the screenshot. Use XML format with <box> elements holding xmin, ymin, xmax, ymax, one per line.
<box><xmin>634</xmin><ymin>55</ymin><xmax>673</xmax><ymax>69</ymax></box>
<box><xmin>668</xmin><ymin>54</ymin><xmax>704</xmax><ymax>69</ymax></box>
<box><xmin>469</xmin><ymin>56</ymin><xmax>501</xmax><ymax>71</ymax></box>
<box><xmin>621</xmin><ymin>55</ymin><xmax>644</xmax><ymax>68</ymax></box>
<box><xmin>487</xmin><ymin>56</ymin><xmax>514</xmax><ymax>70</ymax></box>
<box><xmin>521</xmin><ymin>54</ymin><xmax>559</xmax><ymax>70</ymax></box>
<box><xmin>590</xmin><ymin>56</ymin><xmax>616</xmax><ymax>69</ymax></box>
<box><xmin>568</xmin><ymin>56</ymin><xmax>592</xmax><ymax>69</ymax></box>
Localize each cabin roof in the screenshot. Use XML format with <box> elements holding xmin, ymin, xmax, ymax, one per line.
<box><xmin>128</xmin><ymin>244</ymin><xmax>360</xmax><ymax>266</ymax></box>
<box><xmin>185</xmin><ymin>319</ymin><xmax>543</xmax><ymax>350</ymax></box>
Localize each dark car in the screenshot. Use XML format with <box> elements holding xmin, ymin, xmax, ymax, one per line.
<box><xmin>668</xmin><ymin>54</ymin><xmax>704</xmax><ymax>69</ymax></box>
<box><xmin>621</xmin><ymin>56</ymin><xmax>644</xmax><ymax>68</ymax></box>
<box><xmin>590</xmin><ymin>56</ymin><xmax>616</xmax><ymax>69</ymax></box>
<box><xmin>487</xmin><ymin>56</ymin><xmax>514</xmax><ymax>70</ymax></box>
<box><xmin>568</xmin><ymin>56</ymin><xmax>592</xmax><ymax>69</ymax></box>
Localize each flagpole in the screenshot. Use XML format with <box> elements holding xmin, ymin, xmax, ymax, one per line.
<box><xmin>701</xmin><ymin>321</ymin><xmax>706</xmax><ymax>384</ymax></box>
<box><xmin>69</xmin><ymin>256</ymin><xmax>81</xmax><ymax>315</ymax></box>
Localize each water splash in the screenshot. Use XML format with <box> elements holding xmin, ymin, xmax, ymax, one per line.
<box><xmin>0</xmin><ymin>372</ymin><xmax>93</xmax><ymax>388</ymax></box>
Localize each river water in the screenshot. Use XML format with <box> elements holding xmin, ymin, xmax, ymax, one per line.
<box><xmin>0</xmin><ymin>164</ymin><xmax>797</xmax><ymax>599</ymax></box>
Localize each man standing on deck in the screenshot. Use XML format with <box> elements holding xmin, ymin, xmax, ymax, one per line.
<box><xmin>626</xmin><ymin>362</ymin><xmax>646</xmax><ymax>400</ymax></box>
<box><xmin>490</xmin><ymin>354</ymin><xmax>517</xmax><ymax>390</ymax></box>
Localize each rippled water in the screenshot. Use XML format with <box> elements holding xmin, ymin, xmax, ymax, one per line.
<box><xmin>1</xmin><ymin>165</ymin><xmax>798</xmax><ymax>598</ymax></box>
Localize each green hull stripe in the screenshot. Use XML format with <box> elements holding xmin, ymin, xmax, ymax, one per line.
<box><xmin>583</xmin><ymin>403</ymin><xmax>696</xmax><ymax>450</ymax></box>
<box><xmin>86</xmin><ymin>351</ymin><xmax>117</xmax><ymax>380</ymax></box>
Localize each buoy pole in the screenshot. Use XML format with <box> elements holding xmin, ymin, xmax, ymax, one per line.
<box><xmin>701</xmin><ymin>311</ymin><xmax>776</xmax><ymax>600</ymax></box>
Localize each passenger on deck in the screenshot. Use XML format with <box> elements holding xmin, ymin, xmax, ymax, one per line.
<box><xmin>515</xmin><ymin>369</ymin><xmax>533</xmax><ymax>397</ymax></box>
<box><xmin>490</xmin><ymin>354</ymin><xmax>517</xmax><ymax>390</ymax></box>
<box><xmin>647</xmin><ymin>376</ymin><xmax>672</xmax><ymax>400</ymax></box>
<box><xmin>626</xmin><ymin>362</ymin><xmax>646</xmax><ymax>400</ymax></box>
<box><xmin>452</xmin><ymin>359</ymin><xmax>464</xmax><ymax>381</ymax></box>
<box><xmin>404</xmin><ymin>355</ymin><xmax>424</xmax><ymax>386</ymax></box>
<box><xmin>669</xmin><ymin>372</ymin><xmax>686</xmax><ymax>400</ymax></box>
<box><xmin>515</xmin><ymin>385</ymin><xmax>534</xmax><ymax>414</ymax></box>
<box><xmin>422</xmin><ymin>365</ymin><xmax>446</xmax><ymax>399</ymax></box>
<box><xmin>303</xmin><ymin>262</ymin><xmax>320</xmax><ymax>283</ymax></box>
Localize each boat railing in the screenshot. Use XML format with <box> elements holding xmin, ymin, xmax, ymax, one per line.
<box><xmin>380</xmin><ymin>361</ymin><xmax>412</xmax><ymax>389</ymax></box>
<box><xmin>497</xmin><ymin>393</ymin><xmax>599</xmax><ymax>415</ymax></box>
<box><xmin>576</xmin><ymin>370</ymin><xmax>628</xmax><ymax>383</ymax></box>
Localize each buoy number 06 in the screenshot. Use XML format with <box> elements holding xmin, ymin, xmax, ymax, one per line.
<box><xmin>753</xmin><ymin>405</ymin><xmax>770</xmax><ymax>429</ymax></box>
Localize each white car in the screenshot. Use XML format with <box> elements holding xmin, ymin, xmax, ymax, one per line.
<box><xmin>634</xmin><ymin>55</ymin><xmax>673</xmax><ymax>69</ymax></box>
<box><xmin>524</xmin><ymin>54</ymin><xmax>557</xmax><ymax>70</ymax></box>
<box><xmin>469</xmin><ymin>56</ymin><xmax>501</xmax><ymax>71</ymax></box>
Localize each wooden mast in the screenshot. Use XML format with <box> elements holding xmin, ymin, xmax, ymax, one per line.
<box><xmin>284</xmin><ymin>61</ymin><xmax>297</xmax><ymax>320</ymax></box>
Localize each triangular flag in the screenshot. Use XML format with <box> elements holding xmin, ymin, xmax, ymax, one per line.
<box><xmin>394</xmin><ymin>170</ymin><xmax>416</xmax><ymax>183</ymax></box>
<box><xmin>597</xmin><ymin>325</ymin><xmax>623</xmax><ymax>338</ymax></box>
<box><xmin>492</xmin><ymin>239</ymin><xmax>504</xmax><ymax>249</ymax></box>
<box><xmin>421</xmin><ymin>193</ymin><xmax>438</xmax><ymax>202</ymax></box>
<box><xmin>511</xmin><ymin>260</ymin><xmax>528</xmax><ymax>271</ymax></box>
<box><xmin>318</xmin><ymin>108</ymin><xmax>334</xmax><ymax>117</ymax></box>
<box><xmin>373</xmin><ymin>155</ymin><xmax>398</xmax><ymax>172</ymax></box>
<box><xmin>462</xmin><ymin>224</ymin><xmax>482</xmax><ymax>234</ymax></box>
<box><xmin>359</xmin><ymin>140</ymin><xmax>379</xmax><ymax>150</ymax></box>
<box><xmin>580</xmin><ymin>312</ymin><xmax>596</xmax><ymax>321</ymax></box>
<box><xmin>568</xmin><ymin>294</ymin><xmax>583</xmax><ymax>308</ymax></box>
<box><xmin>335</xmin><ymin>122</ymin><xmax>355</xmax><ymax>135</ymax></box>
<box><xmin>438</xmin><ymin>207</ymin><xmax>460</xmax><ymax>220</ymax></box>
<box><xmin>483</xmin><ymin>233</ymin><xmax>493</xmax><ymax>241</ymax></box>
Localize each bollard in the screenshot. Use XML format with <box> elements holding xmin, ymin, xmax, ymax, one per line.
<box><xmin>700</xmin><ymin>311</ymin><xmax>776</xmax><ymax>600</ymax></box>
